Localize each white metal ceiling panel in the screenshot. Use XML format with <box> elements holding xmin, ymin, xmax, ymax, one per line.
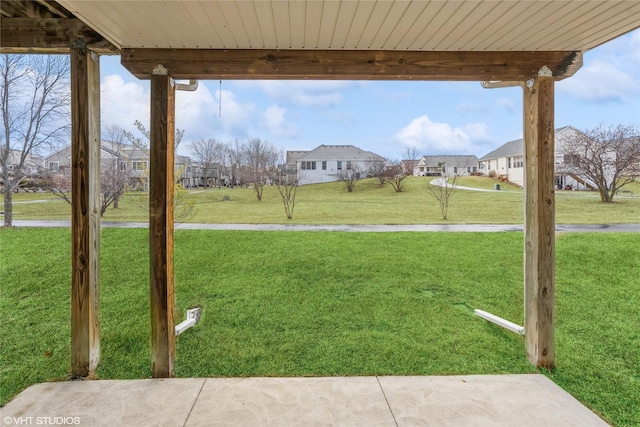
<box><xmin>58</xmin><ymin>0</ymin><xmax>640</xmax><ymax>52</ymax></box>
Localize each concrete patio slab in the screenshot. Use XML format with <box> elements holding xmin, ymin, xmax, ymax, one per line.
<box><xmin>186</xmin><ymin>377</ymin><xmax>395</xmax><ymax>427</ymax></box>
<box><xmin>0</xmin><ymin>379</ymin><xmax>205</xmax><ymax>427</ymax></box>
<box><xmin>379</xmin><ymin>375</ymin><xmax>608</xmax><ymax>427</ymax></box>
<box><xmin>0</xmin><ymin>375</ymin><xmax>609</xmax><ymax>427</ymax></box>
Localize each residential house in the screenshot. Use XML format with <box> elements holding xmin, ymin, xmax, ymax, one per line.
<box><xmin>45</xmin><ymin>141</ymin><xmax>150</xmax><ymax>190</ymax></box>
<box><xmin>286</xmin><ymin>145</ymin><xmax>385</xmax><ymax>185</ymax></box>
<box><xmin>0</xmin><ymin>149</ymin><xmax>44</xmax><ymax>181</ymax></box>
<box><xmin>479</xmin><ymin>126</ymin><xmax>591</xmax><ymax>189</ymax></box>
<box><xmin>415</xmin><ymin>155</ymin><xmax>479</xmax><ymax>176</ymax></box>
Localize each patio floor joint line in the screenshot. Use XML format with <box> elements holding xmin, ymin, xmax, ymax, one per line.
<box><xmin>376</xmin><ymin>376</ymin><xmax>399</xmax><ymax>427</ymax></box>
<box><xmin>183</xmin><ymin>379</ymin><xmax>207</xmax><ymax>427</ymax></box>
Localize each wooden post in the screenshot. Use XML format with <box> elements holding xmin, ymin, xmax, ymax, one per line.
<box><xmin>149</xmin><ymin>65</ymin><xmax>176</xmax><ymax>378</ymax></box>
<box><xmin>70</xmin><ymin>41</ymin><xmax>100</xmax><ymax>377</ymax></box>
<box><xmin>523</xmin><ymin>67</ymin><xmax>555</xmax><ymax>369</ymax></box>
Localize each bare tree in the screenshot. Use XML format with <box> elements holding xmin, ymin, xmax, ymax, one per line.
<box><xmin>227</xmin><ymin>139</ymin><xmax>244</xmax><ymax>188</ymax></box>
<box><xmin>402</xmin><ymin>147</ymin><xmax>420</xmax><ymax>176</ymax></box>
<box><xmin>384</xmin><ymin>159</ymin><xmax>408</xmax><ymax>192</ymax></box>
<box><xmin>123</xmin><ymin>119</ymin><xmax>184</xmax><ymax>154</ymax></box>
<box><xmin>560</xmin><ymin>124</ymin><xmax>640</xmax><ymax>203</ymax></box>
<box><xmin>367</xmin><ymin>155</ymin><xmax>386</xmax><ymax>185</ymax></box>
<box><xmin>337</xmin><ymin>165</ymin><xmax>360</xmax><ymax>192</ymax></box>
<box><xmin>270</xmin><ymin>153</ymin><xmax>302</xmax><ymax>220</ymax></box>
<box><xmin>243</xmin><ymin>137</ymin><xmax>278</xmax><ymax>201</ymax></box>
<box><xmin>212</xmin><ymin>141</ymin><xmax>229</xmax><ymax>187</ymax></box>
<box><xmin>122</xmin><ymin>120</ymin><xmax>194</xmax><ymax>222</ymax></box>
<box><xmin>101</xmin><ymin>125</ymin><xmax>132</xmax><ymax>210</ymax></box>
<box><xmin>427</xmin><ymin>163</ymin><xmax>458</xmax><ymax>220</ymax></box>
<box><xmin>1</xmin><ymin>54</ymin><xmax>70</xmax><ymax>226</ymax></box>
<box><xmin>190</xmin><ymin>137</ymin><xmax>219</xmax><ymax>187</ymax></box>
<box><xmin>45</xmin><ymin>125</ymin><xmax>133</xmax><ymax>216</ymax></box>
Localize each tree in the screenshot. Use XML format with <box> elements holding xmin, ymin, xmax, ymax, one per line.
<box><xmin>243</xmin><ymin>137</ymin><xmax>278</xmax><ymax>201</ymax></box>
<box><xmin>560</xmin><ymin>124</ymin><xmax>640</xmax><ymax>203</ymax></box>
<box><xmin>270</xmin><ymin>154</ymin><xmax>302</xmax><ymax>220</ymax></box>
<box><xmin>427</xmin><ymin>163</ymin><xmax>458</xmax><ymax>220</ymax></box>
<box><xmin>122</xmin><ymin>120</ymin><xmax>195</xmax><ymax>222</ymax></box>
<box><xmin>402</xmin><ymin>147</ymin><xmax>420</xmax><ymax>175</ymax></box>
<box><xmin>45</xmin><ymin>125</ymin><xmax>133</xmax><ymax>216</ymax></box>
<box><xmin>384</xmin><ymin>159</ymin><xmax>408</xmax><ymax>192</ymax></box>
<box><xmin>101</xmin><ymin>125</ymin><xmax>132</xmax><ymax>211</ymax></box>
<box><xmin>367</xmin><ymin>155</ymin><xmax>386</xmax><ymax>185</ymax></box>
<box><xmin>123</xmin><ymin>119</ymin><xmax>184</xmax><ymax>154</ymax></box>
<box><xmin>1</xmin><ymin>54</ymin><xmax>70</xmax><ymax>227</ymax></box>
<box><xmin>190</xmin><ymin>137</ymin><xmax>219</xmax><ymax>187</ymax></box>
<box><xmin>226</xmin><ymin>139</ymin><xmax>244</xmax><ymax>188</ymax></box>
<box><xmin>337</xmin><ymin>166</ymin><xmax>360</xmax><ymax>192</ymax></box>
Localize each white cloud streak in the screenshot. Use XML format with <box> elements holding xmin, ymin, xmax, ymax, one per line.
<box><xmin>394</xmin><ymin>115</ymin><xmax>491</xmax><ymax>154</ymax></box>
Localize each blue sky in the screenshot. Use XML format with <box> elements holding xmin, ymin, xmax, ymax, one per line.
<box><xmin>100</xmin><ymin>29</ymin><xmax>640</xmax><ymax>160</ymax></box>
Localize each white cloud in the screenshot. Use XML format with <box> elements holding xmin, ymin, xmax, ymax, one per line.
<box><xmin>100</xmin><ymin>76</ymin><xmax>256</xmax><ymax>143</ymax></box>
<box><xmin>212</xmin><ymin>88</ymin><xmax>256</xmax><ymax>138</ymax></box>
<box><xmin>100</xmin><ymin>74</ymin><xmax>149</xmax><ymax>132</ymax></box>
<box><xmin>260</xmin><ymin>104</ymin><xmax>297</xmax><ymax>138</ymax></box>
<box><xmin>234</xmin><ymin>80</ymin><xmax>351</xmax><ymax>107</ymax></box>
<box><xmin>558</xmin><ymin>60</ymin><xmax>639</xmax><ymax>103</ymax></box>
<box><xmin>394</xmin><ymin>115</ymin><xmax>491</xmax><ymax>154</ymax></box>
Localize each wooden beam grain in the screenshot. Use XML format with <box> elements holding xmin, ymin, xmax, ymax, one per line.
<box><xmin>0</xmin><ymin>17</ymin><xmax>117</xmax><ymax>54</ymax></box>
<box><xmin>121</xmin><ymin>49</ymin><xmax>582</xmax><ymax>81</ymax></box>
<box><xmin>149</xmin><ymin>71</ymin><xmax>176</xmax><ymax>378</ymax></box>
<box><xmin>523</xmin><ymin>74</ymin><xmax>556</xmax><ymax>369</ymax></box>
<box><xmin>70</xmin><ymin>42</ymin><xmax>101</xmax><ymax>377</ymax></box>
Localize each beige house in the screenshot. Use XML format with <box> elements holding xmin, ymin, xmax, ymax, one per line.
<box><xmin>415</xmin><ymin>155</ymin><xmax>479</xmax><ymax>176</ymax></box>
<box><xmin>479</xmin><ymin>126</ymin><xmax>592</xmax><ymax>189</ymax></box>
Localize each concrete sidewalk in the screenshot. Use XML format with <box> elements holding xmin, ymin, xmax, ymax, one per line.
<box><xmin>0</xmin><ymin>375</ymin><xmax>608</xmax><ymax>427</ymax></box>
<box><xmin>8</xmin><ymin>220</ymin><xmax>640</xmax><ymax>232</ymax></box>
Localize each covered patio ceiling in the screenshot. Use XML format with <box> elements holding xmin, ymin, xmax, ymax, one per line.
<box><xmin>3</xmin><ymin>1</ymin><xmax>639</xmax><ymax>81</ymax></box>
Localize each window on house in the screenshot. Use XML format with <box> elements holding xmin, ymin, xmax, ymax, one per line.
<box><xmin>346</xmin><ymin>161</ymin><xmax>352</xmax><ymax>170</ymax></box>
<box><xmin>118</xmin><ymin>161</ymin><xmax>127</xmax><ymax>171</ymax></box>
<box><xmin>513</xmin><ymin>156</ymin><xmax>524</xmax><ymax>168</ymax></box>
<box><xmin>132</xmin><ymin>161</ymin><xmax>148</xmax><ymax>171</ymax></box>
<box><xmin>300</xmin><ymin>161</ymin><xmax>316</xmax><ymax>170</ymax></box>
<box><xmin>337</xmin><ymin>161</ymin><xmax>342</xmax><ymax>170</ymax></box>
<box><xmin>508</xmin><ymin>157</ymin><xmax>512</xmax><ymax>168</ymax></box>
<box><xmin>48</xmin><ymin>161</ymin><xmax>59</xmax><ymax>172</ymax></box>
<box><xmin>453</xmin><ymin>166</ymin><xmax>457</xmax><ymax>173</ymax></box>
<box><xmin>322</xmin><ymin>161</ymin><xmax>327</xmax><ymax>170</ymax></box>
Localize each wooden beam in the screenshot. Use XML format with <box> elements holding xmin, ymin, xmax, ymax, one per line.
<box><xmin>0</xmin><ymin>17</ymin><xmax>118</xmax><ymax>54</ymax></box>
<box><xmin>121</xmin><ymin>49</ymin><xmax>582</xmax><ymax>81</ymax></box>
<box><xmin>523</xmin><ymin>69</ymin><xmax>556</xmax><ymax>369</ymax></box>
<box><xmin>70</xmin><ymin>41</ymin><xmax>100</xmax><ymax>377</ymax></box>
<box><xmin>149</xmin><ymin>67</ymin><xmax>176</xmax><ymax>378</ymax></box>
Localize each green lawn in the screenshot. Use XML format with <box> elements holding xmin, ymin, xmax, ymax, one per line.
<box><xmin>1</xmin><ymin>228</ymin><xmax>638</xmax><ymax>426</ymax></box>
<box><xmin>4</xmin><ymin>176</ymin><xmax>640</xmax><ymax>224</ymax></box>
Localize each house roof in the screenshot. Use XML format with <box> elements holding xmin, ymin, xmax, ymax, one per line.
<box><xmin>298</xmin><ymin>145</ymin><xmax>384</xmax><ymax>162</ymax></box>
<box><xmin>285</xmin><ymin>151</ymin><xmax>309</xmax><ymax>165</ymax></box>
<box><xmin>419</xmin><ymin>155</ymin><xmax>479</xmax><ymax>167</ymax></box>
<box><xmin>479</xmin><ymin>126</ymin><xmax>578</xmax><ymax>161</ymax></box>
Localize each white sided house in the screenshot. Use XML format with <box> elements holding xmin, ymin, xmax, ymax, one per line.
<box><xmin>287</xmin><ymin>145</ymin><xmax>385</xmax><ymax>185</ymax></box>
<box><xmin>479</xmin><ymin>126</ymin><xmax>592</xmax><ymax>189</ymax></box>
<box><xmin>415</xmin><ymin>155</ymin><xmax>479</xmax><ymax>176</ymax></box>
